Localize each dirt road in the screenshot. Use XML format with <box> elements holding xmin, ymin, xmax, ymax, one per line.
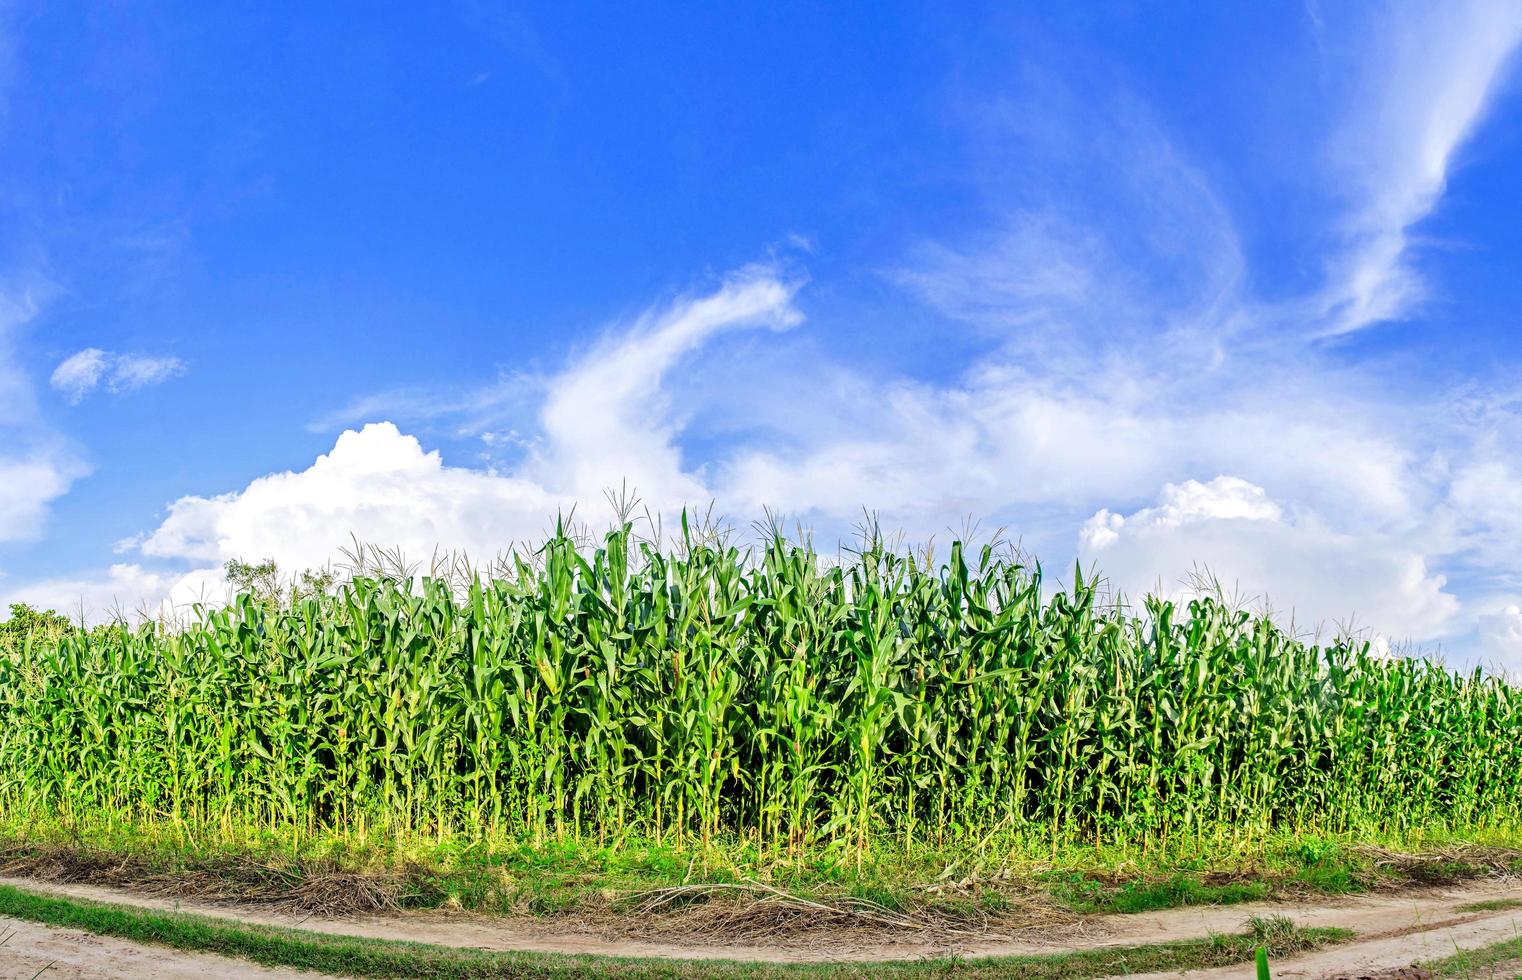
<box><xmin>1127</xmin><ymin>904</ymin><xmax>1522</xmax><ymax>978</ymax></box>
<box><xmin>0</xmin><ymin>875</ymin><xmax>1518</xmax><ymax>977</ymax></box>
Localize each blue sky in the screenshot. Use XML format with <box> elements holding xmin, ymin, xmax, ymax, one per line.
<box><xmin>3</xmin><ymin>2</ymin><xmax>1522</xmax><ymax>671</ymax></box>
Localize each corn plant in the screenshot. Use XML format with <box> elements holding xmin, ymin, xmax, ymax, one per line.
<box><xmin>2</xmin><ymin>518</ymin><xmax>1519</xmax><ymax>862</ymax></box>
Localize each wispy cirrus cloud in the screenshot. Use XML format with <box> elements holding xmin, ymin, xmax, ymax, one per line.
<box><xmin>50</xmin><ymin>348</ymin><xmax>185</xmax><ymax>404</ymax></box>
<box><xmin>308</xmin><ymin>376</ymin><xmax>541</xmax><ymax>441</ymax></box>
<box><xmin>1318</xmin><ymin>0</ymin><xmax>1522</xmax><ymax>335</ymax></box>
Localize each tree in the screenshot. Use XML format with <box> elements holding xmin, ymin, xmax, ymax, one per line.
<box><xmin>0</xmin><ymin>603</ymin><xmax>76</xmax><ymax>649</ymax></box>
<box><xmin>224</xmin><ymin>558</ymin><xmax>283</xmax><ymax>604</ymax></box>
<box><xmin>224</xmin><ymin>558</ymin><xmax>337</xmax><ymax>607</ymax></box>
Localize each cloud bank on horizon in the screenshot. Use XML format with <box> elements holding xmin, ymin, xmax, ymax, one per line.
<box><xmin>3</xmin><ymin>1</ymin><xmax>1522</xmax><ymax>675</ymax></box>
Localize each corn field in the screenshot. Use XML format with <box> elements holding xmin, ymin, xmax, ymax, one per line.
<box><xmin>3</xmin><ymin>522</ymin><xmax>1520</xmax><ymax>858</ymax></box>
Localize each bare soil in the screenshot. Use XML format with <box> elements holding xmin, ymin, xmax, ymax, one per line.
<box><xmin>0</xmin><ymin>912</ymin><xmax>316</xmax><ymax>978</ymax></box>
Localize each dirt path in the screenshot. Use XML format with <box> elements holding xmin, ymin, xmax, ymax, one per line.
<box><xmin>1125</xmin><ymin>904</ymin><xmax>1522</xmax><ymax>978</ymax></box>
<box><xmin>0</xmin><ymin>912</ymin><xmax>318</xmax><ymax>979</ymax></box>
<box><xmin>0</xmin><ymin>875</ymin><xmax>1519</xmax><ymax>975</ymax></box>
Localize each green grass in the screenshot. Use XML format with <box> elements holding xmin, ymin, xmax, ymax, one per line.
<box><xmin>0</xmin><ymin>884</ymin><xmax>1353</xmax><ymax>979</ymax></box>
<box><xmin>4</xmin><ymin>815</ymin><xmax>1515</xmax><ymax>922</ymax></box>
<box><xmin>1425</xmin><ymin>935</ymin><xmax>1522</xmax><ymax>978</ymax></box>
<box><xmin>1047</xmin><ymin>872</ymin><xmax>1271</xmax><ymax>914</ymax></box>
<box><xmin>1457</xmin><ymin>899</ymin><xmax>1522</xmax><ymax>914</ymax></box>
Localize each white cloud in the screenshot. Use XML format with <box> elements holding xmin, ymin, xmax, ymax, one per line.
<box><xmin>4</xmin><ymin>260</ymin><xmax>1509</xmax><ymax>666</ymax></box>
<box><xmin>896</xmin><ymin>80</ymin><xmax>1245</xmax><ymax>359</ymax></box>
<box><xmin>50</xmin><ymin>348</ymin><xmax>185</xmax><ymax>403</ymax></box>
<box><xmin>0</xmin><ymin>454</ymin><xmax>77</xmax><ymax>543</ymax></box>
<box><xmin>1</xmin><ymin>563</ymin><xmax>176</xmax><ymax>621</ymax></box>
<box><xmin>709</xmin><ymin>358</ymin><xmax>1422</xmax><ymax>550</ymax></box>
<box><xmin>1079</xmin><ymin>477</ymin><xmax>1460</xmax><ymax>644</ymax></box>
<box><xmin>10</xmin><ymin>270</ymin><xmax>804</xmax><ymax>623</ymax></box>
<box><xmin>49</xmin><ymin>348</ymin><xmax>108</xmax><ymax>404</ymax></box>
<box><xmin>11</xmin><ymin>422</ymin><xmax>581</xmax><ymax>622</ymax></box>
<box><xmin>526</xmin><ymin>266</ymin><xmax>801</xmax><ymax>504</ymax></box>
<box><xmin>1</xmin><ymin>562</ymin><xmax>237</xmax><ymax>624</ymax></box>
<box><xmin>74</xmin><ymin>266</ymin><xmax>1410</xmax><ymax>633</ymax></box>
<box><xmin>139</xmin><ymin>421</ymin><xmax>566</xmax><ymax>573</ymax></box>
<box><xmin>0</xmin><ymin>288</ymin><xmax>86</xmax><ymax>544</ymax></box>
<box><xmin>1478</xmin><ymin>603</ymin><xmax>1522</xmax><ymax>677</ymax></box>
<box><xmin>109</xmin><ymin>353</ymin><xmax>186</xmax><ymax>392</ymax></box>
<box><xmin>1319</xmin><ymin>0</ymin><xmax>1522</xmax><ymax>334</ymax></box>
<box><xmin>1448</xmin><ymin>461</ymin><xmax>1522</xmax><ymax>563</ymax></box>
<box><xmin>141</xmin><ymin>269</ymin><xmax>799</xmax><ymax>575</ymax></box>
<box><xmin>1080</xmin><ymin>477</ymin><xmax>1281</xmax><ymax>551</ymax></box>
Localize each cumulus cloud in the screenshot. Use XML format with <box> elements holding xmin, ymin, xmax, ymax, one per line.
<box><xmin>1078</xmin><ymin>477</ymin><xmax>1460</xmax><ymax>644</ymax></box>
<box><xmin>139</xmin><ymin>422</ymin><xmax>566</xmax><ymax>573</ymax></box>
<box><xmin>8</xmin><ymin>422</ymin><xmax>573</xmax><ymax>620</ymax></box>
<box><xmin>1080</xmin><ymin>477</ymin><xmax>1281</xmax><ymax>551</ymax></box>
<box><xmin>50</xmin><ymin>348</ymin><xmax>184</xmax><ymax>403</ymax></box>
<box><xmin>22</xmin><ymin>265</ymin><xmax>1430</xmax><ymax>640</ymax></box>
<box><xmin>142</xmin><ymin>269</ymin><xmax>799</xmax><ymax>573</ymax></box>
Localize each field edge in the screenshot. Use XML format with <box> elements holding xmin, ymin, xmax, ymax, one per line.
<box><xmin>0</xmin><ymin>880</ymin><xmax>1356</xmax><ymax>979</ymax></box>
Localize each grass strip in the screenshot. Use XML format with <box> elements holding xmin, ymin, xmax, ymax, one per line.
<box><xmin>0</xmin><ymin>884</ymin><xmax>1351</xmax><ymax>979</ymax></box>
<box><xmin>1425</xmin><ymin>935</ymin><xmax>1522</xmax><ymax>978</ymax></box>
<box><xmin>1456</xmin><ymin>898</ymin><xmax>1522</xmax><ymax>914</ymax></box>
<box><xmin>10</xmin><ymin>824</ymin><xmax>1518</xmax><ymax>923</ymax></box>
